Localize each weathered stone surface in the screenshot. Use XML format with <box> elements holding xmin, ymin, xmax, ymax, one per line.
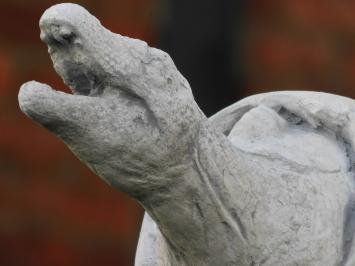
<box><xmin>18</xmin><ymin>3</ymin><xmax>355</xmax><ymax>266</ymax></box>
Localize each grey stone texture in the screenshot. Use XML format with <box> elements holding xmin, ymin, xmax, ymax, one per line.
<box><xmin>18</xmin><ymin>3</ymin><xmax>355</xmax><ymax>266</ymax></box>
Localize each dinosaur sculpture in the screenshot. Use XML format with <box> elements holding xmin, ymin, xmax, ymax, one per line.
<box><xmin>18</xmin><ymin>3</ymin><xmax>355</xmax><ymax>266</ymax></box>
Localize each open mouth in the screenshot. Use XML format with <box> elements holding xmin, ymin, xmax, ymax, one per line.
<box><xmin>58</xmin><ymin>61</ymin><xmax>104</xmax><ymax>97</ymax></box>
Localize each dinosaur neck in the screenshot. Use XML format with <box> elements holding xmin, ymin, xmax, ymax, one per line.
<box><xmin>139</xmin><ymin>120</ymin><xmax>253</xmax><ymax>265</ymax></box>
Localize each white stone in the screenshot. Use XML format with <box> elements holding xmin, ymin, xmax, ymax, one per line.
<box><xmin>18</xmin><ymin>3</ymin><xmax>355</xmax><ymax>266</ymax></box>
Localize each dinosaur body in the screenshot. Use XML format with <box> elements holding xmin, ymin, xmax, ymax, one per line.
<box><xmin>18</xmin><ymin>4</ymin><xmax>355</xmax><ymax>265</ymax></box>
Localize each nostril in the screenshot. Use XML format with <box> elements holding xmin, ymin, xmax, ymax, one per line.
<box><xmin>59</xmin><ymin>29</ymin><xmax>75</xmax><ymax>44</ymax></box>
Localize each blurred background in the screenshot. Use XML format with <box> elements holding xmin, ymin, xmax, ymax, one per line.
<box><xmin>2</xmin><ymin>0</ymin><xmax>355</xmax><ymax>265</ymax></box>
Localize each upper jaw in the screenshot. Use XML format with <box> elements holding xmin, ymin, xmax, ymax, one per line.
<box><xmin>40</xmin><ymin>22</ymin><xmax>99</xmax><ymax>97</ymax></box>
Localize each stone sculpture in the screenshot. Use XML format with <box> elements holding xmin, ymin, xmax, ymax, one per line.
<box><xmin>18</xmin><ymin>3</ymin><xmax>355</xmax><ymax>266</ymax></box>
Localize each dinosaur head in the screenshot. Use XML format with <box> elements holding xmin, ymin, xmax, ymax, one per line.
<box><xmin>18</xmin><ymin>3</ymin><xmax>205</xmax><ymax>199</ymax></box>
